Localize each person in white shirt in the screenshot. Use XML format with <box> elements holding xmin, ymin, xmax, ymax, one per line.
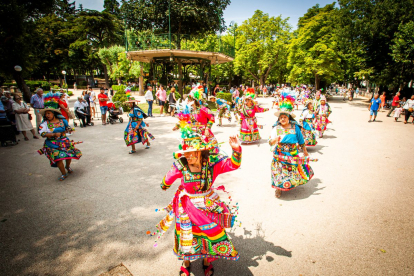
<box><xmin>145</xmin><ymin>86</ymin><xmax>154</xmax><ymax>117</ymax></box>
<box><xmin>89</xmin><ymin>87</ymin><xmax>96</xmax><ymax>118</ymax></box>
<box><xmin>74</xmin><ymin>97</ymin><xmax>92</xmax><ymax>126</ymax></box>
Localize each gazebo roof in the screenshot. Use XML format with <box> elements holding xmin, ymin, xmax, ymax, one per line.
<box><xmin>127</xmin><ymin>49</ymin><xmax>234</xmax><ymax>64</ymax></box>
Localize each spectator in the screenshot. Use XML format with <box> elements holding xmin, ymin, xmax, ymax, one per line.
<box><xmin>30</xmin><ymin>88</ymin><xmax>44</xmax><ymax>132</ymax></box>
<box><xmin>73</xmin><ymin>82</ymin><xmax>77</xmax><ymax>91</ymax></box>
<box><xmin>213</xmin><ymin>84</ymin><xmax>220</xmax><ymax>96</ymax></box>
<box><xmin>368</xmin><ymin>93</ymin><xmax>381</xmax><ymax>122</ymax></box>
<box><xmin>203</xmin><ymin>83</ymin><xmax>208</xmax><ymax>97</ymax></box>
<box><xmin>403</xmin><ymin>95</ymin><xmax>414</xmax><ymax>124</ymax></box>
<box><xmin>12</xmin><ymin>95</ymin><xmax>39</xmax><ymax>140</ymax></box>
<box><xmin>145</xmin><ymin>86</ymin><xmax>154</xmax><ymax>117</ymax></box>
<box><xmin>355</xmin><ymin>87</ymin><xmax>359</xmax><ymax>98</ymax></box>
<box><xmin>89</xmin><ymin>87</ymin><xmax>96</xmax><ymax>118</ymax></box>
<box><xmin>1</xmin><ymin>95</ymin><xmax>15</xmax><ymax>127</ymax></box>
<box><xmin>74</xmin><ymin>97</ymin><xmax>92</xmax><ymax>127</ymax></box>
<box><xmin>156</xmin><ymin>85</ymin><xmax>167</xmax><ymax>117</ymax></box>
<box><xmin>387</xmin><ymin>92</ymin><xmax>400</xmax><ymax>117</ymax></box>
<box><xmin>400</xmin><ymin>97</ymin><xmax>407</xmax><ymax>109</ymax></box>
<box><xmin>98</xmin><ymin>88</ymin><xmax>109</xmax><ymax>125</ymax></box>
<box><xmin>60</xmin><ymin>89</ymin><xmax>70</xmax><ymax>105</ymax></box>
<box><xmin>393</xmin><ymin>104</ymin><xmax>403</xmax><ymax>122</ymax></box>
<box><xmin>168</xmin><ymin>88</ymin><xmax>177</xmax><ymax>116</ymax></box>
<box><xmin>232</xmin><ymin>87</ymin><xmax>239</xmax><ymax>100</ymax></box>
<box><xmin>380</xmin><ymin>92</ymin><xmax>386</xmax><ymax>111</ymax></box>
<box><xmin>84</xmin><ymin>90</ymin><xmax>90</xmax><ymax>107</ymax></box>
<box><xmin>58</xmin><ymin>94</ymin><xmax>70</xmax><ymax>121</ymax></box>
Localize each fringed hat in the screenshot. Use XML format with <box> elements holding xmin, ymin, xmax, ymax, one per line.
<box><xmin>274</xmin><ymin>90</ymin><xmax>296</xmax><ymax>118</ymax></box>
<box><xmin>244</xmin><ymin>88</ymin><xmax>256</xmax><ymax>101</ymax></box>
<box><xmin>320</xmin><ymin>95</ymin><xmax>327</xmax><ymax>102</ymax></box>
<box><xmin>40</xmin><ymin>92</ymin><xmax>62</xmax><ymax>115</ymax></box>
<box><xmin>172</xmin><ymin>99</ymin><xmax>216</xmax><ymax>159</ymax></box>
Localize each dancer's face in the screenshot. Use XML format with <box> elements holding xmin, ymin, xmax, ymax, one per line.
<box><xmin>45</xmin><ymin>111</ymin><xmax>55</xmax><ymax>120</ymax></box>
<box><xmin>184</xmin><ymin>151</ymin><xmax>201</xmax><ymax>166</ymax></box>
<box><xmin>321</xmin><ymin>100</ymin><xmax>326</xmax><ymax>105</ymax></box>
<box><xmin>246</xmin><ymin>99</ymin><xmax>253</xmax><ymax>107</ymax></box>
<box><xmin>279</xmin><ymin>114</ymin><xmax>289</xmax><ymax>126</ymax></box>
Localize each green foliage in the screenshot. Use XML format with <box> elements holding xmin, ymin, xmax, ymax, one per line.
<box><xmin>234</xmin><ymin>10</ymin><xmax>292</xmax><ymax>86</ymax></box>
<box><xmin>67</xmin><ymin>91</ymin><xmax>73</xmax><ymax>96</ymax></box>
<box><xmin>121</xmin><ymin>0</ymin><xmax>230</xmax><ymax>46</ymax></box>
<box><xmin>110</xmin><ymin>52</ymin><xmax>143</xmax><ymax>81</ymax></box>
<box><xmin>216</xmin><ymin>92</ymin><xmax>232</xmax><ymax>102</ymax></box>
<box><xmin>287</xmin><ymin>4</ymin><xmax>341</xmax><ymax>88</ymax></box>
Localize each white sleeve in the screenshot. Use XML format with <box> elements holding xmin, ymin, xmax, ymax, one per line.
<box><xmin>39</xmin><ymin>121</ymin><xmax>52</xmax><ymax>135</ymax></box>
<box><xmin>270</xmin><ymin>127</ymin><xmax>278</xmax><ymax>140</ymax></box>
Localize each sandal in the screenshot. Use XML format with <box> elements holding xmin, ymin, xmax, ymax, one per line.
<box><xmin>33</xmin><ymin>136</ymin><xmax>39</xmax><ymax>139</ymax></box>
<box><xmin>66</xmin><ymin>167</ymin><xmax>73</xmax><ymax>173</ymax></box>
<box><xmin>24</xmin><ymin>137</ymin><xmax>29</xmax><ymax>141</ymax></box>
<box><xmin>275</xmin><ymin>189</ymin><xmax>282</xmax><ymax>198</ymax></box>
<box><xmin>179</xmin><ymin>262</ymin><xmax>191</xmax><ymax>276</ymax></box>
<box><xmin>203</xmin><ymin>263</ymin><xmax>214</xmax><ymax>276</ymax></box>
<box><xmin>59</xmin><ymin>174</ymin><xmax>68</xmax><ymax>181</ymax></box>
<box><xmin>129</xmin><ymin>150</ymin><xmax>136</xmax><ymax>154</ymax></box>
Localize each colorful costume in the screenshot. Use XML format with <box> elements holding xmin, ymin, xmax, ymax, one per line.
<box><xmin>38</xmin><ymin>93</ymin><xmax>82</xmax><ymax>167</ymax></box>
<box><xmin>300</xmin><ymin>106</ymin><xmax>318</xmax><ymax>146</ymax></box>
<box><xmin>315</xmin><ymin>100</ymin><xmax>332</xmax><ymax>137</ymax></box>
<box><xmin>124</xmin><ymin>105</ymin><xmax>154</xmax><ymax>147</ymax></box>
<box><xmin>270</xmin><ymin>122</ymin><xmax>315</xmax><ymax>191</ymax></box>
<box><xmin>149</xmin><ymin>106</ymin><xmax>242</xmax><ymax>262</ymax></box>
<box><xmin>270</xmin><ymin>91</ymin><xmax>316</xmax><ymax>192</ymax></box>
<box><xmin>216</xmin><ymin>98</ymin><xmax>231</xmax><ymax>124</ymax></box>
<box><xmin>239</xmin><ymin>89</ymin><xmax>269</xmax><ymax>143</ymax></box>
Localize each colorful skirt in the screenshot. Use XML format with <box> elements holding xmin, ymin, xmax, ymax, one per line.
<box><xmin>240</xmin><ymin>117</ymin><xmax>261</xmax><ymax>143</ymax></box>
<box><xmin>38</xmin><ymin>137</ymin><xmax>82</xmax><ymax>167</ymax></box>
<box><xmin>271</xmin><ymin>143</ymin><xmax>314</xmax><ymax>191</ymax></box>
<box><xmin>124</xmin><ymin>124</ymin><xmax>154</xmax><ymax>146</ymax></box>
<box><xmin>155</xmin><ymin>186</ymin><xmax>239</xmax><ymax>261</ymax></box>
<box><xmin>315</xmin><ymin>115</ymin><xmax>329</xmax><ymax>132</ymax></box>
<box><xmin>301</xmin><ymin>119</ymin><xmax>317</xmax><ymax>146</ymax></box>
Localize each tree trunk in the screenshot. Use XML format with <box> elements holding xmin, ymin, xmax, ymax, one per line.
<box><xmin>139</xmin><ymin>66</ymin><xmax>144</xmax><ymax>96</ymax></box>
<box><xmin>13</xmin><ymin>71</ymin><xmax>31</xmax><ymax>102</ymax></box>
<box><xmin>103</xmin><ymin>65</ymin><xmax>110</xmax><ymax>89</ymax></box>
<box><xmin>315</xmin><ymin>74</ymin><xmax>320</xmax><ymax>90</ymax></box>
<box><xmin>178</xmin><ymin>58</ymin><xmax>183</xmax><ymax>97</ymax></box>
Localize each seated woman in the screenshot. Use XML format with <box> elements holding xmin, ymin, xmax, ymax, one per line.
<box><xmin>38</xmin><ymin>93</ymin><xmax>82</xmax><ymax>181</ymax></box>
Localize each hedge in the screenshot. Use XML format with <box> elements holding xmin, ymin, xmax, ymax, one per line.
<box><xmin>216</xmin><ymin>92</ymin><xmax>232</xmax><ymax>102</ymax></box>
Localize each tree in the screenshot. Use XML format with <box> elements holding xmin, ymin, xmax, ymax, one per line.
<box><xmin>234</xmin><ymin>10</ymin><xmax>292</xmax><ymax>87</ymax></box>
<box><xmin>70</xmin><ymin>10</ymin><xmax>123</xmax><ymax>88</ymax></box>
<box><xmin>287</xmin><ymin>4</ymin><xmax>341</xmax><ymax>89</ymax></box>
<box><xmin>104</xmin><ymin>0</ymin><xmax>120</xmax><ymax>16</ymax></box>
<box><xmin>0</xmin><ymin>0</ymin><xmax>54</xmax><ymax>101</ymax></box>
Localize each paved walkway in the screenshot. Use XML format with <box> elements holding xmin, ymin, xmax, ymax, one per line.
<box><xmin>1</xmin><ymin>96</ymin><xmax>413</xmax><ymax>275</ymax></box>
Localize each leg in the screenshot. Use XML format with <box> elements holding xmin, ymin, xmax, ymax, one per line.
<box><xmin>203</xmin><ymin>258</ymin><xmax>214</xmax><ymax>276</ymax></box>
<box><xmin>30</xmin><ymin>129</ymin><xmax>39</xmax><ymax>138</ymax></box>
<box><xmin>21</xmin><ymin>131</ymin><xmax>28</xmax><ymax>140</ymax></box>
<box><xmin>65</xmin><ymin>159</ymin><xmax>72</xmax><ymax>172</ymax></box>
<box><xmin>387</xmin><ymin>106</ymin><xmax>395</xmax><ymax>117</ymax></box>
<box><xmin>180</xmin><ymin>260</ymin><xmax>191</xmax><ymax>276</ymax></box>
<box><xmin>56</xmin><ymin>161</ymin><xmax>67</xmax><ymax>176</ymax></box>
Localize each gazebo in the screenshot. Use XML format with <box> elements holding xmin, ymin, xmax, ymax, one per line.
<box><xmin>125</xmin><ymin>33</ymin><xmax>234</xmax><ymax>95</ymax></box>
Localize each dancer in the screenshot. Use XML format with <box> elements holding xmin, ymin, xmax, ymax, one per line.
<box><xmin>299</xmin><ymin>101</ymin><xmax>318</xmax><ymax>146</ymax></box>
<box><xmin>313</xmin><ymin>92</ymin><xmax>321</xmax><ymax>111</ymax></box>
<box><xmin>150</xmin><ymin>108</ymin><xmax>242</xmax><ymax>276</ymax></box>
<box><xmin>269</xmin><ymin>91</ymin><xmax>315</xmax><ymax>198</ymax></box>
<box><xmin>314</xmin><ymin>96</ymin><xmax>332</xmax><ymax>138</ymax></box>
<box><xmin>239</xmin><ymin>89</ymin><xmax>269</xmax><ymax>144</ymax></box>
<box><xmin>37</xmin><ymin>93</ymin><xmax>82</xmax><ymax>181</ymax></box>
<box><xmin>124</xmin><ymin>100</ymin><xmax>154</xmax><ymax>153</ymax></box>
<box><xmin>215</xmin><ymin>97</ymin><xmax>232</xmax><ymax>126</ymax></box>
<box><xmin>173</xmin><ymin>98</ymin><xmax>215</xmax><ymax>138</ymax></box>
<box><xmin>233</xmin><ymin>95</ymin><xmax>242</xmax><ymax>123</ymax></box>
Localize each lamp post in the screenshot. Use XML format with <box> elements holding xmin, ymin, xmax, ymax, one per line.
<box><xmin>229</xmin><ymin>21</ymin><xmax>236</xmax><ymax>56</ymax></box>
<box><xmin>62</xmin><ymin>70</ymin><xmax>68</xmax><ymax>94</ymax></box>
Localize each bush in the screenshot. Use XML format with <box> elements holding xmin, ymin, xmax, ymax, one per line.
<box><xmin>67</xmin><ymin>91</ymin><xmax>73</xmax><ymax>96</ymax></box>
<box><xmin>216</xmin><ymin>92</ymin><xmax>232</xmax><ymax>103</ymax></box>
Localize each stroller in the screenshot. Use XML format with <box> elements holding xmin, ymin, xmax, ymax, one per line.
<box><xmin>107</xmin><ymin>102</ymin><xmax>124</xmax><ymax>124</ymax></box>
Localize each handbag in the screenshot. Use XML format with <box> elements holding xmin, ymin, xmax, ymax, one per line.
<box><xmin>68</xmin><ymin>110</ymin><xmax>75</xmax><ymax>119</ymax></box>
<box><xmin>28</xmin><ymin>113</ymin><xmax>33</xmax><ymax>120</ymax></box>
<box><xmin>408</xmin><ymin>108</ymin><xmax>413</xmax><ymax>113</ymax></box>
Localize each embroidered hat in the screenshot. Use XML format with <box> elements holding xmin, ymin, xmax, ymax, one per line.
<box><xmin>320</xmin><ymin>96</ymin><xmax>327</xmax><ymax>102</ymax></box>
<box><xmin>274</xmin><ymin>89</ymin><xmax>296</xmax><ymax>118</ymax></box>
<box><xmin>173</xmin><ymin>99</ymin><xmax>216</xmax><ymax>158</ymax></box>
<box><xmin>40</xmin><ymin>92</ymin><xmax>62</xmax><ymax>115</ymax></box>
<box><xmin>244</xmin><ymin>88</ymin><xmax>256</xmax><ymax>100</ymax></box>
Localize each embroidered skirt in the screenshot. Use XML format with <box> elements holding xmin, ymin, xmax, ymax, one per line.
<box><xmin>38</xmin><ymin>137</ymin><xmax>82</xmax><ymax>167</ymax></box>
<box><xmin>271</xmin><ymin>143</ymin><xmax>314</xmax><ymax>191</ymax></box>
<box><xmin>301</xmin><ymin>119</ymin><xmax>317</xmax><ymax>146</ymax></box>
<box><xmin>240</xmin><ymin>117</ymin><xmax>261</xmax><ymax>143</ymax></box>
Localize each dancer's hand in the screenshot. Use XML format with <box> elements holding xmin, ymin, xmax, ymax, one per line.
<box><xmin>204</xmin><ymin>129</ymin><xmax>209</xmax><ymax>136</ymax></box>
<box><xmin>229</xmin><ymin>135</ymin><xmax>241</xmax><ymax>151</ymax></box>
<box><xmin>172</xmin><ymin>125</ymin><xmax>179</xmax><ymax>131</ymax></box>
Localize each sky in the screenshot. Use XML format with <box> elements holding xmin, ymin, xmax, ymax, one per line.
<box><xmin>75</xmin><ymin>0</ymin><xmax>335</xmax><ymax>29</ymax></box>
